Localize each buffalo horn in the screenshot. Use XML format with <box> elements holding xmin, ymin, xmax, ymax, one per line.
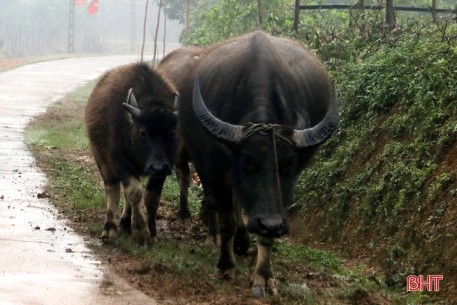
<box><xmin>126</xmin><ymin>88</ymin><xmax>138</xmax><ymax>107</ymax></box>
<box><xmin>292</xmin><ymin>84</ymin><xmax>339</xmax><ymax>148</ymax></box>
<box><xmin>123</xmin><ymin>88</ymin><xmax>141</xmax><ymax>118</ymax></box>
<box><xmin>192</xmin><ymin>77</ymin><xmax>244</xmax><ymax>143</ymax></box>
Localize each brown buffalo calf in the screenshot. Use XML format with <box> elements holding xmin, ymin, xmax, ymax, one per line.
<box><xmin>85</xmin><ymin>62</ymin><xmax>178</xmax><ymax>244</ymax></box>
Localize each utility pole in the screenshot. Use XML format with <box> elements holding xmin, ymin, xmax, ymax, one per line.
<box><xmin>68</xmin><ymin>0</ymin><xmax>75</xmax><ymax>53</ymax></box>
<box><xmin>130</xmin><ymin>0</ymin><xmax>136</xmax><ymax>54</ymax></box>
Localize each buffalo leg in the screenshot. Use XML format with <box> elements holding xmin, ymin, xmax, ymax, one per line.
<box><xmin>250</xmin><ymin>235</ymin><xmax>277</xmax><ymax>298</ymax></box>
<box><xmin>175</xmin><ymin>150</ymin><xmax>191</xmax><ymax>226</ymax></box>
<box><xmin>144</xmin><ymin>175</ymin><xmax>166</xmax><ymax>243</ymax></box>
<box><xmin>217</xmin><ymin>205</ymin><xmax>237</xmax><ymax>279</ymax></box>
<box><xmin>101</xmin><ymin>182</ymin><xmax>121</xmax><ymax>239</ymax></box>
<box><xmin>123</xmin><ymin>177</ymin><xmax>150</xmax><ymax>244</ymax></box>
<box><xmin>119</xmin><ymin>200</ymin><xmax>132</xmax><ymax>234</ymax></box>
<box><xmin>234</xmin><ymin>205</ymin><xmax>250</xmax><ymax>255</ymax></box>
<box><xmin>200</xmin><ymin>193</ymin><xmax>220</xmax><ymax>246</ymax></box>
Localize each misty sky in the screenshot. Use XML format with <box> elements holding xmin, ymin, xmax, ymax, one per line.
<box><xmin>0</xmin><ymin>0</ymin><xmax>184</xmax><ymax>56</ymax></box>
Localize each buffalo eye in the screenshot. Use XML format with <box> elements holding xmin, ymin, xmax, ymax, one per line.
<box><xmin>240</xmin><ymin>154</ymin><xmax>258</xmax><ymax>174</ymax></box>
<box><xmin>139</xmin><ymin>128</ymin><xmax>147</xmax><ymax>139</ymax></box>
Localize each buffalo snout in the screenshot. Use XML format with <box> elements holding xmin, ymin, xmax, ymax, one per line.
<box><xmin>247</xmin><ymin>213</ymin><xmax>288</xmax><ymax>238</ymax></box>
<box><xmin>146</xmin><ymin>162</ymin><xmax>172</xmax><ymax>177</ymax></box>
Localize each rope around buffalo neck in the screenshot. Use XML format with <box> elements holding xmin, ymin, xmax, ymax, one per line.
<box><xmin>240</xmin><ymin>123</ymin><xmax>295</xmax><ymax>147</ymax></box>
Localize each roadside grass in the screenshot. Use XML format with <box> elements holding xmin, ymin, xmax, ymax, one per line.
<box><xmin>24</xmin><ymin>81</ymin><xmax>424</xmax><ymax>305</ymax></box>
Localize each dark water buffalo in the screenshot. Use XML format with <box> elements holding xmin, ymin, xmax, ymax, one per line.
<box><xmin>159</xmin><ymin>45</ymin><xmax>223</xmax><ymax>246</ymax></box>
<box><xmin>173</xmin><ymin>31</ymin><xmax>339</xmax><ymax>297</ymax></box>
<box><xmin>85</xmin><ymin>62</ymin><xmax>178</xmax><ymax>244</ymax></box>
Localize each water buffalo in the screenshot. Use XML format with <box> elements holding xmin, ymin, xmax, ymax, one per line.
<box><xmin>157</xmin><ymin>45</ymin><xmax>216</xmax><ymax>228</ymax></box>
<box><xmin>85</xmin><ymin>62</ymin><xmax>178</xmax><ymax>244</ymax></box>
<box><xmin>175</xmin><ymin>31</ymin><xmax>339</xmax><ymax>297</ymax></box>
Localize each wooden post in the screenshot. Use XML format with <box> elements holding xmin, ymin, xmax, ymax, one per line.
<box><xmin>431</xmin><ymin>0</ymin><xmax>437</xmax><ymax>22</ymax></box>
<box><xmin>293</xmin><ymin>0</ymin><xmax>300</xmax><ymax>34</ymax></box>
<box><xmin>385</xmin><ymin>0</ymin><xmax>395</xmax><ymax>31</ymax></box>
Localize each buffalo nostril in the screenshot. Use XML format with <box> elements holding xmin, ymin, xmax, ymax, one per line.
<box><xmin>148</xmin><ymin>163</ymin><xmax>171</xmax><ymax>176</ymax></box>
<box><xmin>257</xmin><ymin>215</ymin><xmax>284</xmax><ymax>235</ymax></box>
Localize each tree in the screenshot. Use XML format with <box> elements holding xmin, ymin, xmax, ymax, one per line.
<box><xmin>257</xmin><ymin>0</ymin><xmax>263</xmax><ymax>25</ymax></box>
<box><xmin>152</xmin><ymin>0</ymin><xmax>163</xmax><ymax>65</ymax></box>
<box><xmin>140</xmin><ymin>0</ymin><xmax>149</xmax><ymax>62</ymax></box>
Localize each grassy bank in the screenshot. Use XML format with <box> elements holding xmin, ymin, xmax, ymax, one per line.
<box><xmin>292</xmin><ymin>22</ymin><xmax>457</xmax><ymax>302</ymax></box>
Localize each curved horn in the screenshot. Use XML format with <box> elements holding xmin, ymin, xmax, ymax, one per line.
<box><xmin>126</xmin><ymin>88</ymin><xmax>138</xmax><ymax>107</ymax></box>
<box><xmin>192</xmin><ymin>77</ymin><xmax>244</xmax><ymax>144</ymax></box>
<box><xmin>292</xmin><ymin>84</ymin><xmax>339</xmax><ymax>148</ymax></box>
<box><xmin>123</xmin><ymin>88</ymin><xmax>141</xmax><ymax>118</ymax></box>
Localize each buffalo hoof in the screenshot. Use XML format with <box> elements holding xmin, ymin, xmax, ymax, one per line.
<box><xmin>178</xmin><ymin>216</ymin><xmax>192</xmax><ymax>228</ymax></box>
<box><xmin>251</xmin><ymin>286</ymin><xmax>267</xmax><ymax>299</ymax></box>
<box><xmin>251</xmin><ymin>278</ymin><xmax>278</xmax><ymax>298</ymax></box>
<box><xmin>205</xmin><ymin>233</ymin><xmax>221</xmax><ymax>246</ymax></box>
<box><xmin>132</xmin><ymin>227</ymin><xmax>152</xmax><ymax>245</ymax></box>
<box><xmin>219</xmin><ymin>267</ymin><xmax>236</xmax><ymax>280</ymax></box>
<box><xmin>100</xmin><ymin>228</ymin><xmax>117</xmax><ymax>241</ymax></box>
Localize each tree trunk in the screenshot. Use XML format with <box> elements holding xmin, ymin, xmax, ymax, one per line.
<box><xmin>257</xmin><ymin>0</ymin><xmax>263</xmax><ymax>25</ymax></box>
<box><xmin>152</xmin><ymin>0</ymin><xmax>163</xmax><ymax>66</ymax></box>
<box><xmin>163</xmin><ymin>0</ymin><xmax>166</xmax><ymax>58</ymax></box>
<box><xmin>385</xmin><ymin>0</ymin><xmax>395</xmax><ymax>31</ymax></box>
<box><xmin>185</xmin><ymin>0</ymin><xmax>190</xmax><ymax>41</ymax></box>
<box><xmin>140</xmin><ymin>0</ymin><xmax>149</xmax><ymax>62</ymax></box>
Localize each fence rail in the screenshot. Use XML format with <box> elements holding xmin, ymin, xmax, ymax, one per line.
<box><xmin>299</xmin><ymin>4</ymin><xmax>457</xmax><ymax>14</ymax></box>
<box><xmin>293</xmin><ymin>1</ymin><xmax>457</xmax><ymax>33</ymax></box>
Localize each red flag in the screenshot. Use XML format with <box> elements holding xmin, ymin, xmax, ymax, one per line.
<box><xmin>74</xmin><ymin>0</ymin><xmax>87</xmax><ymax>5</ymax></box>
<box><xmin>88</xmin><ymin>0</ymin><xmax>99</xmax><ymax>15</ymax></box>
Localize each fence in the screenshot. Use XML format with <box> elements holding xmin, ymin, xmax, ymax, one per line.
<box><xmin>293</xmin><ymin>1</ymin><xmax>457</xmax><ymax>32</ymax></box>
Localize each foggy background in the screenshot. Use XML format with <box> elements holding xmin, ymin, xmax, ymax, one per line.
<box><xmin>0</xmin><ymin>0</ymin><xmax>184</xmax><ymax>58</ymax></box>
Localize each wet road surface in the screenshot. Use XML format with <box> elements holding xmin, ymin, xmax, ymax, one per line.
<box><xmin>0</xmin><ymin>56</ymin><xmax>158</xmax><ymax>305</ymax></box>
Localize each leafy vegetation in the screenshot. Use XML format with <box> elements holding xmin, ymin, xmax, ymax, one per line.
<box><xmin>292</xmin><ymin>8</ymin><xmax>457</xmax><ymax>301</ymax></box>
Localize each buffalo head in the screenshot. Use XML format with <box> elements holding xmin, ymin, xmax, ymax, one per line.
<box><xmin>123</xmin><ymin>88</ymin><xmax>177</xmax><ymax>177</ymax></box>
<box><xmin>192</xmin><ymin>78</ymin><xmax>338</xmax><ymax>237</ymax></box>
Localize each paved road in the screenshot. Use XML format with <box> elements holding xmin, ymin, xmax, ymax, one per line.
<box><xmin>0</xmin><ymin>56</ymin><xmax>158</xmax><ymax>305</ymax></box>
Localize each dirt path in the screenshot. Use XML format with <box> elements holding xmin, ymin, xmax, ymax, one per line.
<box><xmin>0</xmin><ymin>56</ymin><xmax>158</xmax><ymax>305</ymax></box>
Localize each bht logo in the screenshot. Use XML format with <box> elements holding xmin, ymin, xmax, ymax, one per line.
<box><xmin>407</xmin><ymin>275</ymin><xmax>443</xmax><ymax>292</ymax></box>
